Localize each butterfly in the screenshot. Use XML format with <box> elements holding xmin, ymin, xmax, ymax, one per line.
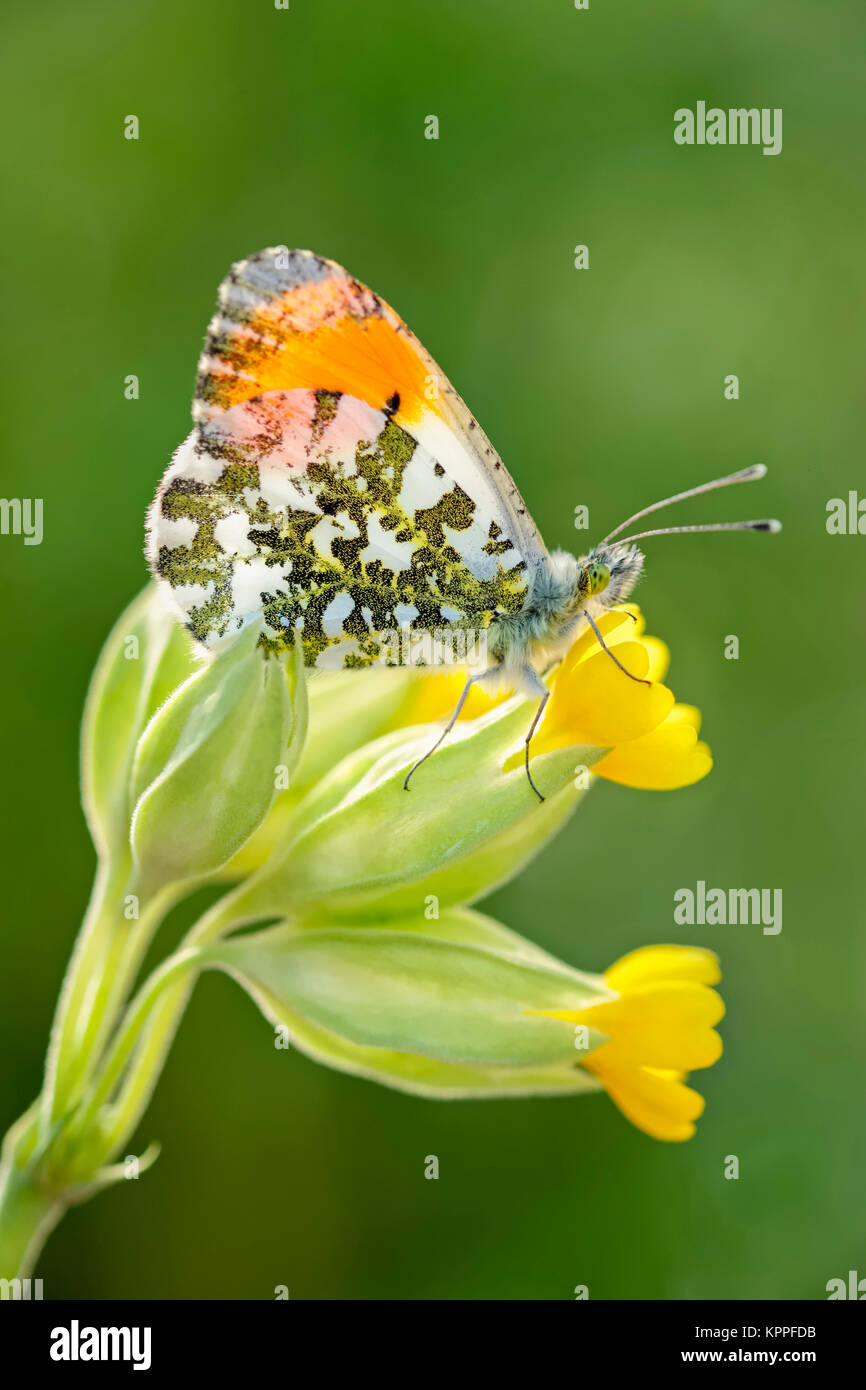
<box><xmin>147</xmin><ymin>247</ymin><xmax>779</xmax><ymax>799</ymax></box>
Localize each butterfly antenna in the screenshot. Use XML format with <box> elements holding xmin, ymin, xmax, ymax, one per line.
<box><xmin>600</xmin><ymin>464</ymin><xmax>769</xmax><ymax>546</ymax></box>
<box><xmin>614</xmin><ymin>518</ymin><xmax>782</xmax><ymax>544</ymax></box>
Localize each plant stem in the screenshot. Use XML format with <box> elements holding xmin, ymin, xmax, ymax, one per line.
<box><xmin>69</xmin><ymin>891</ymin><xmax>256</xmax><ymax>1166</ymax></box>
<box><xmin>41</xmin><ymin>859</ymin><xmax>129</xmax><ymax>1132</ymax></box>
<box><xmin>40</xmin><ymin>859</ymin><xmax>177</xmax><ymax>1136</ymax></box>
<box><xmin>0</xmin><ymin>1160</ymin><xmax>64</xmax><ymax>1280</ymax></box>
<box><xmin>81</xmin><ymin>899</ymin><xmax>250</xmax><ymax>1162</ymax></box>
<box><xmin>68</xmin><ymin>950</ymin><xmax>200</xmax><ymax>1148</ymax></box>
<box><xmin>2</xmin><ymin>856</ymin><xmax>256</xmax><ymax>1268</ymax></box>
<box><xmin>96</xmin><ymin>979</ymin><xmax>197</xmax><ymax>1161</ymax></box>
<box><xmin>67</xmin><ymin>883</ymin><xmax>178</xmax><ymax>1106</ymax></box>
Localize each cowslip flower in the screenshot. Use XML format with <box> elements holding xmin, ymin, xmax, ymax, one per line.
<box><xmin>0</xmin><ymin>585</ymin><xmax>723</xmax><ymax>1285</ymax></box>
<box><xmin>539</xmin><ymin>944</ymin><xmax>725</xmax><ymax>1141</ymax></box>
<box><xmin>403</xmin><ymin>605</ymin><xmax>712</xmax><ymax>792</ymax></box>
<box><xmin>194</xmin><ymin>914</ymin><xmax>725</xmax><ymax>1142</ymax></box>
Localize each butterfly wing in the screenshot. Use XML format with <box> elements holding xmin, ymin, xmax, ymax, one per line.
<box><xmin>147</xmin><ymin>248</ymin><xmax>547</xmax><ymax>667</ymax></box>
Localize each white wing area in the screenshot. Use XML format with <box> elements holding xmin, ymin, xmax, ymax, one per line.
<box><xmin>147</xmin><ymin>388</ymin><xmax>536</xmax><ymax>666</ymax></box>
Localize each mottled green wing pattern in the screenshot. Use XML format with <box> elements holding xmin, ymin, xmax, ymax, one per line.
<box><xmin>148</xmin><ymin>387</ymin><xmax>531</xmax><ymax>668</ymax></box>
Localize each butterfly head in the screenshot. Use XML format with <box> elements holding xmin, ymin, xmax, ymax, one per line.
<box><xmin>496</xmin><ymin>544</ymin><xmax>644</xmax><ymax>673</ymax></box>
<box><xmin>578</xmin><ymin>542</ymin><xmax>645</xmax><ymax>609</ymax></box>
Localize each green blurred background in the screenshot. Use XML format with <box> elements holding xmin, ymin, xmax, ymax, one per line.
<box><xmin>1</xmin><ymin>0</ymin><xmax>863</xmax><ymax>1299</ymax></box>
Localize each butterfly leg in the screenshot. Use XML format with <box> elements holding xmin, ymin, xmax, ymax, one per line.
<box><xmin>403</xmin><ymin>673</ymin><xmax>479</xmax><ymax>791</ymax></box>
<box><xmin>584</xmin><ymin>611</ymin><xmax>651</xmax><ymax>685</ymax></box>
<box><xmin>523</xmin><ymin>684</ymin><xmax>551</xmax><ymax>803</ymax></box>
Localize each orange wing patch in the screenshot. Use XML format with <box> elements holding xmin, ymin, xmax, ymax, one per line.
<box><xmin>195</xmin><ymin>249</ymin><xmax>441</xmax><ymax>430</ymax></box>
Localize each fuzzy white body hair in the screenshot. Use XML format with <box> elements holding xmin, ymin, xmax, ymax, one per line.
<box><xmin>486</xmin><ymin>541</ymin><xmax>645</xmax><ymax>690</ymax></box>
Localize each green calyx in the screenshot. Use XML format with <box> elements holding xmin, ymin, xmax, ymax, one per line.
<box><xmin>197</xmin><ymin>908</ymin><xmax>612</xmax><ymax>1099</ymax></box>
<box><xmin>130</xmin><ymin>619</ymin><xmax>306</xmax><ymax>890</ymax></box>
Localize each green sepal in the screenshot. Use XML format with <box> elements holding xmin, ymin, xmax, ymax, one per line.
<box><xmin>252</xmin><ymin>1000</ymin><xmax>604</xmax><ymax>1099</ymax></box>
<box><xmin>228</xmin><ymin>699</ymin><xmax>606</xmax><ymax>922</ymax></box>
<box><xmin>292</xmin><ymin>668</ymin><xmax>417</xmax><ymax>797</ymax></box>
<box><xmin>198</xmin><ymin>908</ymin><xmax>612</xmax><ymax>1091</ymax></box>
<box><xmin>81</xmin><ymin>584</ymin><xmax>198</xmax><ymax>857</ymax></box>
<box><xmin>61</xmin><ymin>1142</ymin><xmax>161</xmax><ymax>1206</ymax></box>
<box><xmin>130</xmin><ymin>623</ymin><xmax>302</xmax><ymax>890</ymax></box>
<box><xmin>221</xmin><ymin>668</ymin><xmax>417</xmax><ymax>881</ymax></box>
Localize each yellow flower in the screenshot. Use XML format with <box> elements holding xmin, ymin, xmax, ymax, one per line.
<box><xmin>543</xmin><ymin>944</ymin><xmax>725</xmax><ymax>1141</ymax></box>
<box><xmin>400</xmin><ymin>606</ymin><xmax>711</xmax><ymax>791</ymax></box>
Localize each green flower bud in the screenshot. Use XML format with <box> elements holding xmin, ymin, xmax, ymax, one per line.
<box><xmin>198</xmin><ymin>907</ymin><xmax>612</xmax><ymax>1099</ymax></box>
<box><xmin>81</xmin><ymin>585</ymin><xmax>198</xmax><ymax>857</ymax></box>
<box><xmin>293</xmin><ymin>668</ymin><xmax>418</xmax><ymax>795</ymax></box>
<box><xmin>228</xmin><ymin>698</ymin><xmax>606</xmax><ymax>923</ymax></box>
<box><xmin>222</xmin><ymin>668</ymin><xmax>405</xmax><ymax>878</ymax></box>
<box><xmin>236</xmin><ymin>722</ymin><xmax>421</xmax><ymax>877</ymax></box>
<box><xmin>130</xmin><ymin>624</ymin><xmax>306</xmax><ymax>891</ymax></box>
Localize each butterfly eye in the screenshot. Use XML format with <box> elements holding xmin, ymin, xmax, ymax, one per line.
<box><xmin>588</xmin><ymin>562</ymin><xmax>610</xmax><ymax>596</ymax></box>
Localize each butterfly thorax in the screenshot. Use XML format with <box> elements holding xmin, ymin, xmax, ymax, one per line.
<box><xmin>487</xmin><ymin>542</ymin><xmax>645</xmax><ymax>684</ymax></box>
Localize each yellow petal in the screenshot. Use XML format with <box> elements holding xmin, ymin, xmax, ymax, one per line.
<box><xmin>565</xmin><ymin>982</ymin><xmax>724</xmax><ymax>1071</ymax></box>
<box><xmin>604</xmin><ymin>944</ymin><xmax>721</xmax><ymax>991</ymax></box>
<box><xmin>667</xmin><ymin>703</ymin><xmax>702</xmax><ymax>731</ymax></box>
<box><xmin>537</xmin><ymin>643</ymin><xmax>675</xmax><ymax>754</ymax></box>
<box><xmin>585</xmin><ymin>1053</ymin><xmax>706</xmax><ymax>1142</ymax></box>
<box><xmin>399</xmin><ymin>668</ymin><xmax>504</xmax><ymax>725</ymax></box>
<box><xmin>640</xmin><ymin>636</ymin><xmax>670</xmax><ymax>684</ymax></box>
<box><xmin>593</xmin><ymin>709</ymin><xmax>712</xmax><ymax>789</ymax></box>
<box><xmin>612</xmin><ymin>603</ymin><xmax>644</xmax><ymax>634</ymax></box>
<box><xmin>561</xmin><ymin>608</ymin><xmax>644</xmax><ymax>675</ymax></box>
